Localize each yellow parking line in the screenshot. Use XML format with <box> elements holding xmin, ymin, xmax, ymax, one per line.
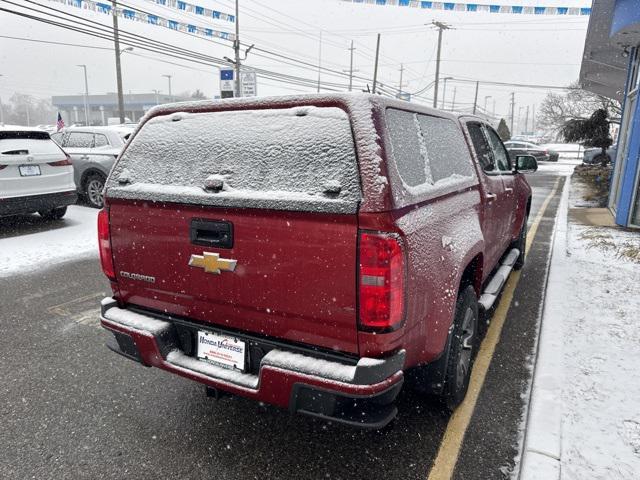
<box><xmin>427</xmin><ymin>178</ymin><xmax>562</xmax><ymax>480</ymax></box>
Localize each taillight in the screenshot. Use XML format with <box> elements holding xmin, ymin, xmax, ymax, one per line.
<box><xmin>47</xmin><ymin>156</ymin><xmax>72</xmax><ymax>166</ymax></box>
<box><xmin>98</xmin><ymin>208</ymin><xmax>116</xmax><ymax>281</ymax></box>
<box><xmin>358</xmin><ymin>231</ymin><xmax>405</xmax><ymax>331</ymax></box>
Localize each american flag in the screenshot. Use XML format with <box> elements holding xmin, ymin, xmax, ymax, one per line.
<box><xmin>56</xmin><ymin>112</ymin><xmax>65</xmax><ymax>132</ymax></box>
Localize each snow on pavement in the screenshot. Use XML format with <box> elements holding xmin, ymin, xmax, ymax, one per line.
<box><xmin>535</xmin><ymin>179</ymin><xmax>640</xmax><ymax>479</ymax></box>
<box><xmin>0</xmin><ymin>206</ymin><xmax>98</xmax><ymax>278</ymax></box>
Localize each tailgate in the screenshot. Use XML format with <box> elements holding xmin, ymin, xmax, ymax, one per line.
<box><xmin>110</xmin><ymin>201</ymin><xmax>360</xmax><ymax>354</ymax></box>
<box><xmin>106</xmin><ymin>105</ymin><xmax>362</xmax><ymax>354</ymax></box>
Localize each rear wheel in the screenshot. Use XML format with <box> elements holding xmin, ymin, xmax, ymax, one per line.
<box><xmin>38</xmin><ymin>206</ymin><xmax>67</xmax><ymax>220</ymax></box>
<box><xmin>84</xmin><ymin>173</ymin><xmax>106</xmax><ymax>209</ymax></box>
<box><xmin>442</xmin><ymin>285</ymin><xmax>479</xmax><ymax>411</ymax></box>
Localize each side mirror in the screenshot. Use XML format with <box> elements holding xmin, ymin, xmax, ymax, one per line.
<box><xmin>515</xmin><ymin>155</ymin><xmax>538</xmax><ymax>173</ymax></box>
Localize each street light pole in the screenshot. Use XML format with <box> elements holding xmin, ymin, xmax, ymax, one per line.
<box><xmin>111</xmin><ymin>1</ymin><xmax>125</xmax><ymax>124</ymax></box>
<box><xmin>162</xmin><ymin>74</ymin><xmax>172</xmax><ymax>101</ymax></box>
<box><xmin>76</xmin><ymin>64</ymin><xmax>90</xmax><ymax>126</ymax></box>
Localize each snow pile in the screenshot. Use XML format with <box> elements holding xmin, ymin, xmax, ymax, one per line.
<box><xmin>533</xmin><ymin>180</ymin><xmax>640</xmax><ymax>478</ymax></box>
<box><xmin>0</xmin><ymin>206</ymin><xmax>98</xmax><ymax>278</ymax></box>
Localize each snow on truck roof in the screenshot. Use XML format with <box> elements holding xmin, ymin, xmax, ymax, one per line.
<box><xmin>142</xmin><ymin>93</ymin><xmax>460</xmax><ymax>121</ymax></box>
<box><xmin>135</xmin><ymin>93</ymin><xmax>464</xmax><ymax>204</ymax></box>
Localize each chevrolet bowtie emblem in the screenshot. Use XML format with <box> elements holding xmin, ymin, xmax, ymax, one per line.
<box><xmin>188</xmin><ymin>252</ymin><xmax>237</xmax><ymax>274</ymax></box>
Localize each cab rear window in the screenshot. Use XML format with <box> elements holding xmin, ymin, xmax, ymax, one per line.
<box><xmin>107</xmin><ymin>106</ymin><xmax>361</xmax><ymax>214</ymax></box>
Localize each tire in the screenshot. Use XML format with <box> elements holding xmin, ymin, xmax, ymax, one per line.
<box><xmin>38</xmin><ymin>206</ymin><xmax>67</xmax><ymax>220</ymax></box>
<box><xmin>442</xmin><ymin>285</ymin><xmax>479</xmax><ymax>411</ymax></box>
<box><xmin>512</xmin><ymin>216</ymin><xmax>528</xmax><ymax>270</ymax></box>
<box><xmin>84</xmin><ymin>173</ymin><xmax>106</xmax><ymax>209</ymax></box>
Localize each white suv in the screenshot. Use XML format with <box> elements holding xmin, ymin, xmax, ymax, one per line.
<box><xmin>0</xmin><ymin>127</ymin><xmax>77</xmax><ymax>219</ymax></box>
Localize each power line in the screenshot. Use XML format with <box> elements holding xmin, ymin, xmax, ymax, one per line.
<box><xmin>0</xmin><ymin>34</ymin><xmax>112</xmax><ymax>50</ymax></box>
<box><xmin>2</xmin><ymin>2</ymin><xmax>361</xmax><ymax>92</ymax></box>
<box><xmin>112</xmin><ymin>0</ymin><xmax>385</xmax><ymax>88</ymax></box>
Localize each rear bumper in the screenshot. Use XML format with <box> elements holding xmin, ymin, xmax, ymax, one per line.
<box><xmin>100</xmin><ymin>298</ymin><xmax>405</xmax><ymax>429</ymax></box>
<box><xmin>0</xmin><ymin>190</ymin><xmax>77</xmax><ymax>216</ymax></box>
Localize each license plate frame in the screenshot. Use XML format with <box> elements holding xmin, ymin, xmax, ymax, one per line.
<box><xmin>196</xmin><ymin>330</ymin><xmax>246</xmax><ymax>372</ymax></box>
<box><xmin>19</xmin><ymin>165</ymin><xmax>41</xmax><ymax>177</ymax></box>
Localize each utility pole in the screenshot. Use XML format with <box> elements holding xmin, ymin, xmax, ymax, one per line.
<box><xmin>517</xmin><ymin>106</ymin><xmax>524</xmax><ymax>133</ymax></box>
<box><xmin>162</xmin><ymin>74</ymin><xmax>172</xmax><ymax>100</ymax></box>
<box><xmin>0</xmin><ymin>74</ymin><xmax>4</xmax><ymax>125</ymax></box>
<box><xmin>492</xmin><ymin>99</ymin><xmax>496</xmax><ymax>118</ymax></box>
<box><xmin>372</xmin><ymin>33</ymin><xmax>381</xmax><ymax>94</ymax></box>
<box><xmin>431</xmin><ymin>21</ymin><xmax>451</xmax><ymax>109</ymax></box>
<box><xmin>532</xmin><ymin>104</ymin><xmax>536</xmax><ymax>134</ymax></box>
<box><xmin>111</xmin><ymin>1</ymin><xmax>125</xmax><ymax>123</ymax></box>
<box><xmin>484</xmin><ymin>95</ymin><xmax>492</xmax><ymax>114</ymax></box>
<box><xmin>316</xmin><ymin>31</ymin><xmax>323</xmax><ymax>93</ymax></box>
<box><xmin>398</xmin><ymin>63</ymin><xmax>404</xmax><ymax>96</ymax></box>
<box><xmin>472</xmin><ymin>80</ymin><xmax>479</xmax><ymax>114</ymax></box>
<box><xmin>441</xmin><ymin>77</ymin><xmax>452</xmax><ymax>109</ymax></box>
<box><xmin>525</xmin><ymin>105</ymin><xmax>530</xmax><ymax>134</ymax></box>
<box><xmin>509</xmin><ymin>92</ymin><xmax>515</xmax><ymax>133</ymax></box>
<box><xmin>347</xmin><ymin>40</ymin><xmax>356</xmax><ymax>92</ymax></box>
<box><xmin>234</xmin><ymin>0</ymin><xmax>241</xmax><ymax>97</ymax></box>
<box><xmin>77</xmin><ymin>64</ymin><xmax>89</xmax><ymax>126</ymax></box>
<box><xmin>451</xmin><ymin>87</ymin><xmax>457</xmax><ymax>111</ymax></box>
<box><xmin>25</xmin><ymin>102</ymin><xmax>30</xmax><ymax>126</ymax></box>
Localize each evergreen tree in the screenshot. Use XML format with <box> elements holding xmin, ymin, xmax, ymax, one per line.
<box><xmin>497</xmin><ymin>118</ymin><xmax>511</xmax><ymax>141</ymax></box>
<box><xmin>561</xmin><ymin>109</ymin><xmax>613</xmax><ymax>165</ymax></box>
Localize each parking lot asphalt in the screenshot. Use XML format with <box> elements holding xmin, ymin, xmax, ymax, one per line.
<box><xmin>0</xmin><ymin>168</ymin><xmax>565</xmax><ymax>480</ymax></box>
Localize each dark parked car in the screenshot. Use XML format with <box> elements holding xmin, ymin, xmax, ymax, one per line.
<box><xmin>98</xmin><ymin>94</ymin><xmax>536</xmax><ymax>429</ymax></box>
<box><xmin>504</xmin><ymin>140</ymin><xmax>559</xmax><ymax>162</ymax></box>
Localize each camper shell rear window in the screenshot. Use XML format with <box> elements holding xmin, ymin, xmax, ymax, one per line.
<box><xmin>106</xmin><ymin>106</ymin><xmax>361</xmax><ymax>214</ymax></box>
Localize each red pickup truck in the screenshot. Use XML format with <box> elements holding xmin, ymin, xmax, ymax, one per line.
<box><xmin>98</xmin><ymin>94</ymin><xmax>536</xmax><ymax>429</ymax></box>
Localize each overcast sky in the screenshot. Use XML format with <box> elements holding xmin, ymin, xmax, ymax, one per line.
<box><xmin>0</xmin><ymin>0</ymin><xmax>591</xmax><ymax>129</ymax></box>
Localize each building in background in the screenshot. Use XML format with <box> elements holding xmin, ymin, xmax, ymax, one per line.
<box><xmin>580</xmin><ymin>0</ymin><xmax>640</xmax><ymax>228</ymax></box>
<box><xmin>51</xmin><ymin>92</ymin><xmax>190</xmax><ymax>126</ymax></box>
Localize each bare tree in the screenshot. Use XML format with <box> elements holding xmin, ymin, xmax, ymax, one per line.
<box><xmin>537</xmin><ymin>81</ymin><xmax>621</xmax><ymax>140</ymax></box>
<box><xmin>5</xmin><ymin>93</ymin><xmax>56</xmax><ymax>126</ymax></box>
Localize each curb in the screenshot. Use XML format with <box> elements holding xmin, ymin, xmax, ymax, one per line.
<box><xmin>519</xmin><ymin>176</ymin><xmax>571</xmax><ymax>480</ymax></box>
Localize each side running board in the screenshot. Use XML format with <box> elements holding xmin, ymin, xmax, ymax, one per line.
<box><xmin>478</xmin><ymin>248</ymin><xmax>520</xmax><ymax>311</ymax></box>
